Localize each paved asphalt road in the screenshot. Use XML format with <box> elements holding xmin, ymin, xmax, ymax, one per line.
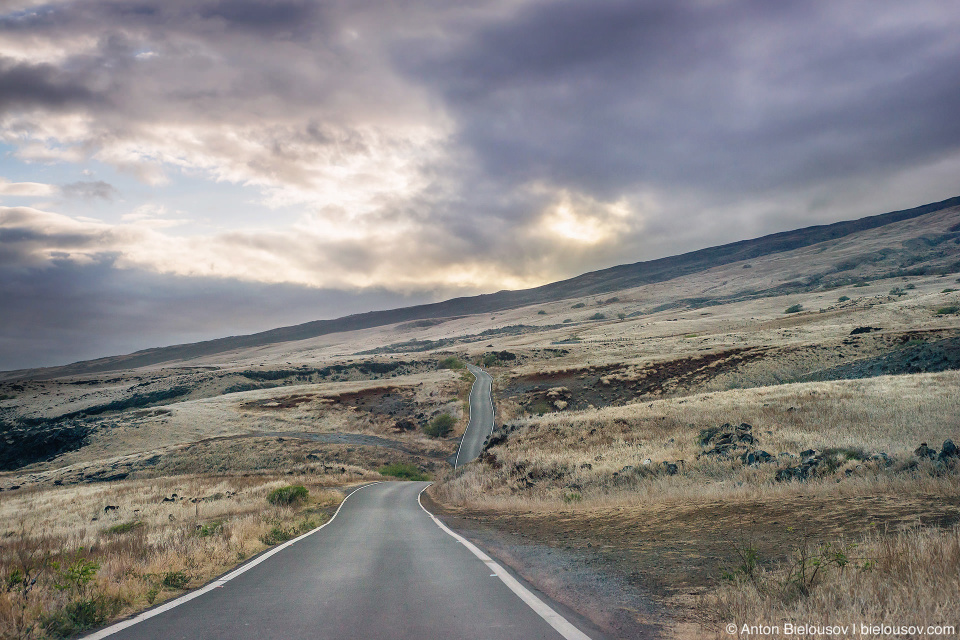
<box><xmin>454</xmin><ymin>364</ymin><xmax>495</xmax><ymax>468</ymax></box>
<box><xmin>91</xmin><ymin>482</ymin><xmax>593</xmax><ymax>640</ymax></box>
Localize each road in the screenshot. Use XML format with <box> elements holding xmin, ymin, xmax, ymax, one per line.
<box><xmin>89</xmin><ymin>482</ymin><xmax>594</xmax><ymax>640</ymax></box>
<box><xmin>454</xmin><ymin>363</ymin><xmax>495</xmax><ymax>468</ymax></box>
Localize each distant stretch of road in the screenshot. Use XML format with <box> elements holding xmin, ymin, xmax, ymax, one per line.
<box><xmin>454</xmin><ymin>363</ymin><xmax>495</xmax><ymax>468</ymax></box>
<box><xmin>88</xmin><ymin>482</ymin><xmax>594</xmax><ymax>640</ymax></box>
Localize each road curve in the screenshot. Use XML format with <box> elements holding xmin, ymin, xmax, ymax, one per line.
<box><xmin>87</xmin><ymin>482</ymin><xmax>594</xmax><ymax>640</ymax></box>
<box><xmin>454</xmin><ymin>363</ymin><xmax>495</xmax><ymax>468</ymax></box>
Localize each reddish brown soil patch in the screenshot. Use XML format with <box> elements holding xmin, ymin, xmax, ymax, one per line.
<box><xmin>326</xmin><ymin>386</ymin><xmax>417</xmax><ymax>418</ymax></box>
<box><xmin>241</xmin><ymin>394</ymin><xmax>316</xmax><ymax>410</ymax></box>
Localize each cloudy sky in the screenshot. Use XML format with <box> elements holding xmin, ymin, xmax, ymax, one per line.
<box><xmin>1</xmin><ymin>0</ymin><xmax>959</xmax><ymax>370</ymax></box>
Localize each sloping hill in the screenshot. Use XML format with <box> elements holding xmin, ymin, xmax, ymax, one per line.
<box><xmin>5</xmin><ymin>195</ymin><xmax>959</xmax><ymax>380</ymax></box>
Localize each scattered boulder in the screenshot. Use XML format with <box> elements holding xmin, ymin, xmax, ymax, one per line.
<box><xmin>914</xmin><ymin>442</ymin><xmax>938</xmax><ymax>460</ymax></box>
<box><xmin>940</xmin><ymin>439</ymin><xmax>958</xmax><ymax>460</ymax></box>
<box><xmin>661</xmin><ymin>462</ymin><xmax>679</xmax><ymax>475</ymax></box>
<box><xmin>741</xmin><ymin>450</ymin><xmax>773</xmax><ymax>466</ymax></box>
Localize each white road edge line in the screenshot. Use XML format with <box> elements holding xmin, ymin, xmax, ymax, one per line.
<box><xmin>417</xmin><ymin>486</ymin><xmax>593</xmax><ymax>640</ymax></box>
<box><xmin>82</xmin><ymin>481</ymin><xmax>381</xmax><ymax>640</ymax></box>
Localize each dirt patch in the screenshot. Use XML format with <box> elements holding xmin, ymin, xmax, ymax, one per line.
<box><xmin>240</xmin><ymin>394</ymin><xmax>318</xmax><ymax>410</ymax></box>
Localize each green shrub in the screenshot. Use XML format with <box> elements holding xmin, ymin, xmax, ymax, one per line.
<box><xmin>537</xmin><ymin>310</ymin><xmax>547</xmax><ymax>315</ymax></box>
<box><xmin>742</xmin><ymin>263</ymin><xmax>752</xmax><ymax>269</ymax></box>
<box><xmin>259</xmin><ymin>519</ymin><xmax>316</xmax><ymax>545</ymax></box>
<box><xmin>378</xmin><ymin>463</ymin><xmax>429</xmax><ymax>481</ymax></box>
<box><xmin>424</xmin><ymin>413</ymin><xmax>455</xmax><ymax>438</ymax></box>
<box><xmin>196</xmin><ymin>521</ymin><xmax>223</xmax><ymax>537</ymax></box>
<box><xmin>104</xmin><ymin>521</ymin><xmax>142</xmax><ymax>535</ymax></box>
<box><xmin>562</xmin><ymin>318</ymin><xmax>573</xmax><ymax>323</ymax></box>
<box><xmin>784</xmin><ymin>304</ymin><xmax>803</xmax><ymax>314</ymax></box>
<box><xmin>572</xmin><ymin>302</ymin><xmax>586</xmax><ymax>308</ymax></box>
<box><xmin>266</xmin><ymin>485</ymin><xmax>309</xmax><ymax>506</ymax></box>
<box><xmin>837</xmin><ymin>295</ymin><xmax>850</xmax><ymax>302</ymax></box>
<box><xmin>617</xmin><ymin>312</ymin><xmax>626</xmax><ymax>319</ymax></box>
<box><xmin>889</xmin><ymin>287</ymin><xmax>906</xmax><ymax>296</ymax></box>
<box><xmin>936</xmin><ymin>305</ymin><xmax>959</xmax><ymax>315</ymax></box>
<box><xmin>589</xmin><ymin>312</ymin><xmax>606</xmax><ymax>320</ymax></box>
<box><xmin>42</xmin><ymin>596</ymin><xmax>123</xmax><ymax>637</ymax></box>
<box><xmin>438</xmin><ymin>356</ymin><xmax>464</xmax><ymax>370</ymax></box>
<box><xmin>942</xmin><ymin>288</ymin><xmax>958</xmax><ymax>293</ymax></box>
<box><xmin>906</xmin><ymin>283</ymin><xmax>916</xmax><ymax>289</ymax></box>
<box><xmin>161</xmin><ymin>571</ymin><xmax>190</xmax><ymax>590</ymax></box>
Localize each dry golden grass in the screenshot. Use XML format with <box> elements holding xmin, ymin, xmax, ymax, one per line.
<box><xmin>0</xmin><ymin>473</ymin><xmax>361</xmax><ymax>639</ymax></box>
<box><xmin>434</xmin><ymin>371</ymin><xmax>960</xmax><ymax>508</ymax></box>
<box><xmin>704</xmin><ymin>526</ymin><xmax>960</xmax><ymax>639</ymax></box>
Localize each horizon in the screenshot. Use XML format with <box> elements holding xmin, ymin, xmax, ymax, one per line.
<box><xmin>2</xmin><ymin>0</ymin><xmax>960</xmax><ymax>369</ymax></box>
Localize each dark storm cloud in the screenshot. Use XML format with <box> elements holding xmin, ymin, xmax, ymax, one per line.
<box><xmin>0</xmin><ymin>257</ymin><xmax>433</xmax><ymax>371</ymax></box>
<box><xmin>60</xmin><ymin>181</ymin><xmax>118</xmax><ymax>200</ymax></box>
<box><xmin>397</xmin><ymin>0</ymin><xmax>960</xmax><ymax>199</ymax></box>
<box><xmin>0</xmin><ymin>57</ymin><xmax>98</xmax><ymax>110</ymax></box>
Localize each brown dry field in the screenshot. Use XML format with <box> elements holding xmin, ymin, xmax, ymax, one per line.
<box><xmin>2</xmin><ymin>204</ymin><xmax>960</xmax><ymax>638</ymax></box>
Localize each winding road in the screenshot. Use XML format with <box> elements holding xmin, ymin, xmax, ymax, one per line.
<box><xmin>85</xmin><ymin>365</ymin><xmax>597</xmax><ymax>640</ymax></box>
<box><xmin>454</xmin><ymin>363</ymin><xmax>495</xmax><ymax>468</ymax></box>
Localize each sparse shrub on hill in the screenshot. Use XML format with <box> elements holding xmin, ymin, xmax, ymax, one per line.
<box><xmin>589</xmin><ymin>312</ymin><xmax>606</xmax><ymax>320</ymax></box>
<box><xmin>784</xmin><ymin>304</ymin><xmax>803</xmax><ymax>314</ymax></box>
<box><xmin>838</xmin><ymin>296</ymin><xmax>850</xmax><ymax>302</ymax></box>
<box><xmin>378</xmin><ymin>463</ymin><xmax>429</xmax><ymax>481</ymax></box>
<box><xmin>538</xmin><ymin>310</ymin><xmax>547</xmax><ymax>315</ymax></box>
<box><xmin>266</xmin><ymin>485</ymin><xmax>308</xmax><ymax>506</ymax></box>
<box><xmin>424</xmin><ymin>413</ymin><xmax>455</xmax><ymax>438</ymax></box>
<box><xmin>438</xmin><ymin>356</ymin><xmax>464</xmax><ymax>370</ymax></box>
<box><xmin>572</xmin><ymin>302</ymin><xmax>586</xmax><ymax>308</ymax></box>
<box><xmin>936</xmin><ymin>306</ymin><xmax>959</xmax><ymax>315</ymax></box>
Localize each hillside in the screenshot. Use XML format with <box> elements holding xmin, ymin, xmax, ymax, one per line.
<box><xmin>4</xmin><ymin>195</ymin><xmax>959</xmax><ymax>381</ymax></box>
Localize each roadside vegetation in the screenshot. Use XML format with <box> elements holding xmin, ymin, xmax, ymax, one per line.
<box><xmin>0</xmin><ymin>474</ymin><xmax>346</xmax><ymax>639</ymax></box>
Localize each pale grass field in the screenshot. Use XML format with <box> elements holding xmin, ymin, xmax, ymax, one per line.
<box><xmin>704</xmin><ymin>526</ymin><xmax>960</xmax><ymax>639</ymax></box>
<box><xmin>434</xmin><ymin>370</ymin><xmax>960</xmax><ymax>507</ymax></box>
<box><xmin>0</xmin><ymin>472</ymin><xmax>372</xmax><ymax>639</ymax></box>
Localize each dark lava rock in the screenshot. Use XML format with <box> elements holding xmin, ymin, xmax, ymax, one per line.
<box><xmin>741</xmin><ymin>450</ymin><xmax>774</xmax><ymax>465</ymax></box>
<box><xmin>914</xmin><ymin>442</ymin><xmax>938</xmax><ymax>460</ymax></box>
<box><xmin>850</xmin><ymin>326</ymin><xmax>882</xmax><ymax>335</ymax></box>
<box><xmin>940</xmin><ymin>439</ymin><xmax>959</xmax><ymax>459</ymax></box>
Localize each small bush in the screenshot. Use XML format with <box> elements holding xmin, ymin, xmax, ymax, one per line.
<box><xmin>617</xmin><ymin>312</ymin><xmax>626</xmax><ymax>320</ymax></box>
<box><xmin>259</xmin><ymin>519</ymin><xmax>316</xmax><ymax>545</ymax></box>
<box><xmin>906</xmin><ymin>283</ymin><xmax>916</xmax><ymax>289</ymax></box>
<box><xmin>424</xmin><ymin>413</ymin><xmax>455</xmax><ymax>438</ymax></box>
<box><xmin>572</xmin><ymin>302</ymin><xmax>586</xmax><ymax>308</ymax></box>
<box><xmin>936</xmin><ymin>305</ymin><xmax>959</xmax><ymax>315</ymax></box>
<box><xmin>537</xmin><ymin>310</ymin><xmax>547</xmax><ymax>315</ymax></box>
<box><xmin>562</xmin><ymin>318</ymin><xmax>573</xmax><ymax>323</ymax></box>
<box><xmin>742</xmin><ymin>263</ymin><xmax>752</xmax><ymax>269</ymax></box>
<box><xmin>942</xmin><ymin>288</ymin><xmax>958</xmax><ymax>293</ymax></box>
<box><xmin>266</xmin><ymin>485</ymin><xmax>309</xmax><ymax>506</ymax></box>
<box><xmin>837</xmin><ymin>295</ymin><xmax>850</xmax><ymax>302</ymax></box>
<box><xmin>196</xmin><ymin>521</ymin><xmax>223</xmax><ymax>537</ymax></box>
<box><xmin>589</xmin><ymin>312</ymin><xmax>606</xmax><ymax>320</ymax></box>
<box><xmin>161</xmin><ymin>571</ymin><xmax>190</xmax><ymax>590</ymax></box>
<box><xmin>379</xmin><ymin>463</ymin><xmax>429</xmax><ymax>481</ymax></box>
<box><xmin>784</xmin><ymin>304</ymin><xmax>803</xmax><ymax>314</ymax></box>
<box><xmin>889</xmin><ymin>287</ymin><xmax>906</xmax><ymax>296</ymax></box>
<box><xmin>438</xmin><ymin>356</ymin><xmax>464</xmax><ymax>370</ymax></box>
<box><xmin>104</xmin><ymin>521</ymin><xmax>142</xmax><ymax>535</ymax></box>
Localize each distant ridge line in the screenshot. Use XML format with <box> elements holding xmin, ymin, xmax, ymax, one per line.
<box><xmin>6</xmin><ymin>195</ymin><xmax>960</xmax><ymax>380</ymax></box>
